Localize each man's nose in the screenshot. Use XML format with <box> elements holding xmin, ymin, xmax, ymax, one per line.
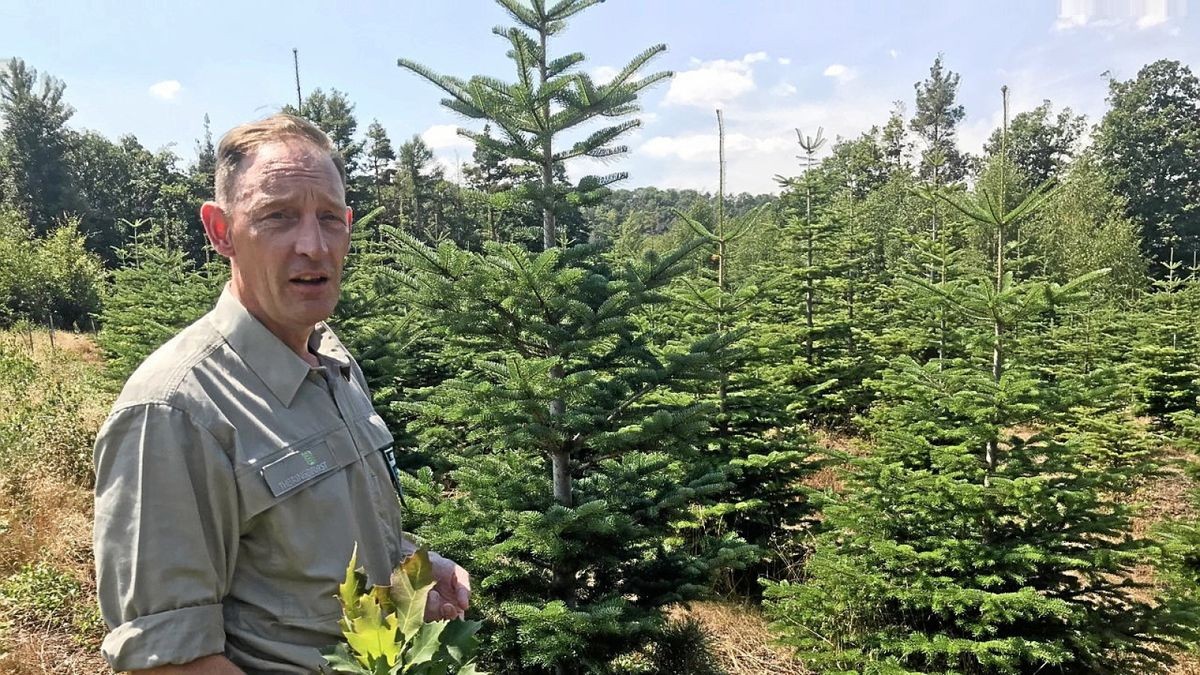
<box><xmin>294</xmin><ymin>213</ymin><xmax>329</xmax><ymax>258</ymax></box>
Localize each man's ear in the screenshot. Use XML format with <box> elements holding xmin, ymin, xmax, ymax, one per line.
<box><xmin>346</xmin><ymin>206</ymin><xmax>354</xmax><ymax>230</ymax></box>
<box><xmin>200</xmin><ymin>201</ymin><xmax>235</xmax><ymax>258</ymax></box>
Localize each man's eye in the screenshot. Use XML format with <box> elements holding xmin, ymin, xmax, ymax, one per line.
<box><xmin>266</xmin><ymin>212</ymin><xmax>286</xmax><ymax>220</ymax></box>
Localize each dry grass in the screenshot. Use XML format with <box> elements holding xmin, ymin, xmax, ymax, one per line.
<box><xmin>0</xmin><ymin>477</ymin><xmax>105</xmax><ymax>675</ymax></box>
<box><xmin>3</xmin><ymin>328</ymin><xmax>104</xmax><ymax>365</ymax></box>
<box><xmin>670</xmin><ymin>601</ymin><xmax>808</xmax><ymax>675</ymax></box>
<box><xmin>0</xmin><ymin>331</ymin><xmax>110</xmax><ymax>673</ymax></box>
<box><xmin>0</xmin><ymin>626</ymin><xmax>108</xmax><ymax>675</ymax></box>
<box><xmin>0</xmin><ymin>478</ymin><xmax>94</xmax><ymax>577</ymax></box>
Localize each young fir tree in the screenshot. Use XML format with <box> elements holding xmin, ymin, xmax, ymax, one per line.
<box><xmin>97</xmin><ymin>219</ymin><xmax>225</xmax><ymax>383</ymax></box>
<box><xmin>664</xmin><ymin>111</ymin><xmax>821</xmax><ymax>594</ymax></box>
<box><xmin>1130</xmin><ymin>248</ymin><xmax>1200</xmax><ymax>426</ymax></box>
<box><xmin>763</xmin><ymin>88</ymin><xmax>1197</xmax><ymax>674</ymax></box>
<box><xmin>390</xmin><ymin>233</ymin><xmax>748</xmax><ymax>673</ymax></box>
<box><xmin>394</xmin><ymin>3</ymin><xmax>751</xmax><ymax>672</ymax></box>
<box><xmin>761</xmin><ymin>128</ymin><xmax>859</xmax><ymax>422</ymax></box>
<box><xmin>330</xmin><ymin>209</ymin><xmax>453</xmax><ymax>471</ymax></box>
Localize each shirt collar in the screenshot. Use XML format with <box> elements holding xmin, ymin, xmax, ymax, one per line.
<box><xmin>209</xmin><ymin>286</ymin><xmax>351</xmax><ymax>407</ymax></box>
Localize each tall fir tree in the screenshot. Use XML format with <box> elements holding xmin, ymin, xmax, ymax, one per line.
<box><xmin>399</xmin><ymin>0</ymin><xmax>670</xmax><ymax>251</ymax></box>
<box><xmin>665</xmin><ymin>111</ymin><xmax>821</xmax><ymax>594</ymax></box>
<box><xmin>393</xmin><ymin>3</ymin><xmax>747</xmax><ymax>672</ymax></box>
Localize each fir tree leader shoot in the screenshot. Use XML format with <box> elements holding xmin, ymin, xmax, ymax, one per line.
<box><xmin>92</xmin><ymin>114</ymin><xmax>470</xmax><ymax>674</ymax></box>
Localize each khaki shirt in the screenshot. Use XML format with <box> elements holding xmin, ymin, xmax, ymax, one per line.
<box><xmin>93</xmin><ymin>288</ymin><xmax>412</xmax><ymax>674</ymax></box>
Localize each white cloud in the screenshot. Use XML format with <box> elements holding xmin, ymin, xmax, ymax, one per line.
<box><xmin>641</xmin><ymin>132</ymin><xmax>793</xmax><ymax>163</ymax></box>
<box><xmin>148</xmin><ymin>80</ymin><xmax>182</xmax><ymax>101</ymax></box>
<box><xmin>664</xmin><ymin>53</ymin><xmax>767</xmax><ymax>108</ymax></box>
<box><xmin>823</xmin><ymin>63</ymin><xmax>857</xmax><ymax>83</ymax></box>
<box><xmin>889</xmin><ymin>49</ymin><xmax>900</xmax><ymax>59</ymax></box>
<box><xmin>771</xmin><ymin>82</ymin><xmax>798</xmax><ymax>97</ymax></box>
<box><xmin>778</xmin><ymin>57</ymin><xmax>791</xmax><ymax>65</ymax></box>
<box><xmin>591</xmin><ymin>65</ymin><xmax>618</xmax><ymax>84</ymax></box>
<box><xmin>421</xmin><ymin>124</ymin><xmax>472</xmax><ymax>150</ymax></box>
<box><xmin>1054</xmin><ymin>0</ymin><xmax>1182</xmax><ymax>30</ymax></box>
<box><xmin>1136</xmin><ymin>8</ymin><xmax>1169</xmax><ymax>27</ymax></box>
<box><xmin>642</xmin><ymin>91</ymin><xmax>894</xmax><ymax>193</ymax></box>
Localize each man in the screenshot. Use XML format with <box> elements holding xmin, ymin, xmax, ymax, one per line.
<box><xmin>93</xmin><ymin>114</ymin><xmax>469</xmax><ymax>674</ymax></box>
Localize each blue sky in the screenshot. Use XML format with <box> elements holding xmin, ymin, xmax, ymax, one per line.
<box><xmin>2</xmin><ymin>0</ymin><xmax>1197</xmax><ymax>194</ymax></box>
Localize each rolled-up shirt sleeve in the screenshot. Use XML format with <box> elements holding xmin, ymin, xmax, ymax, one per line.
<box><xmin>93</xmin><ymin>402</ymin><xmax>238</xmax><ymax>671</ymax></box>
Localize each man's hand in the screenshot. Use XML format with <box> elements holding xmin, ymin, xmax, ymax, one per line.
<box><xmin>425</xmin><ymin>551</ymin><xmax>471</xmax><ymax>621</ymax></box>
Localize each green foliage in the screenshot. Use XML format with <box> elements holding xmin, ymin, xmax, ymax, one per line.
<box><xmin>911</xmin><ymin>55</ymin><xmax>969</xmax><ymax>184</ymax></box>
<box><xmin>323</xmin><ymin>546</ymin><xmax>484</xmax><ymax>675</ymax></box>
<box><xmin>1023</xmin><ymin>153</ymin><xmax>1145</xmax><ymax>297</ymax></box>
<box><xmin>334</xmin><ymin>215</ymin><xmax>453</xmax><ymax>470</ymax></box>
<box><xmin>0</xmin><ymin>560</ymin><xmax>103</xmax><ymax>644</ymax></box>
<box><xmin>764</xmin><ymin>127</ymin><xmax>1196</xmax><ymax>672</ymax></box>
<box><xmin>69</xmin><ymin>130</ymin><xmax>205</xmax><ymax>262</ymax></box>
<box><xmin>285</xmin><ymin>87</ymin><xmax>366</xmax><ymax>174</ymax></box>
<box><xmin>0</xmin><ymin>331</ymin><xmax>105</xmax><ymax>488</ymax></box>
<box><xmin>662</xmin><ymin>201</ymin><xmax>824</xmax><ymax>593</ymax></box>
<box><xmin>1095</xmin><ymin>59</ymin><xmax>1200</xmax><ymax>265</ymax></box>
<box><xmin>0</xmin><ymin>213</ymin><xmax>105</xmax><ymax>330</ymax></box>
<box><xmin>1129</xmin><ymin>254</ymin><xmax>1200</xmax><ymax>424</ymax></box>
<box><xmin>391</xmin><ymin>234</ymin><xmax>752</xmax><ymax>673</ymax></box>
<box><xmin>984</xmin><ymin>100</ymin><xmax>1086</xmax><ymax>190</ymax></box>
<box><xmin>0</xmin><ymin>58</ymin><xmax>79</xmax><ymax>237</ymax></box>
<box><xmin>96</xmin><ymin>220</ymin><xmax>225</xmax><ymax>382</ymax></box>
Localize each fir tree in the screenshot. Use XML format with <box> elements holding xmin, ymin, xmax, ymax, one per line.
<box><xmin>665</xmin><ymin>111</ymin><xmax>821</xmax><ymax>593</ymax></box>
<box><xmin>394</xmin><ymin>4</ymin><xmax>742</xmax><ymax>672</ymax></box>
<box><xmin>764</xmin><ymin>88</ymin><xmax>1197</xmax><ymax>674</ymax></box>
<box><xmin>1131</xmin><ymin>248</ymin><xmax>1200</xmax><ymax>425</ymax></box>
<box><xmin>97</xmin><ymin>219</ymin><xmax>225</xmax><ymax>382</ymax></box>
<box><xmin>398</xmin><ymin>0</ymin><xmax>670</xmax><ymax>251</ymax></box>
<box><xmin>390</xmin><ymin>233</ymin><xmax>749</xmax><ymax>673</ymax></box>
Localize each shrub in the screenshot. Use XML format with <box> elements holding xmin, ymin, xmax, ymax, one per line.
<box><xmin>0</xmin><ymin>560</ymin><xmax>101</xmax><ymax>643</ymax></box>
<box><xmin>0</xmin><ymin>212</ymin><xmax>105</xmax><ymax>331</ymax></box>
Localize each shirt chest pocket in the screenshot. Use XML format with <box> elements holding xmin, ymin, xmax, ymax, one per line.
<box><xmin>234</xmin><ymin>426</ymin><xmax>361</xmax><ymax>524</ymax></box>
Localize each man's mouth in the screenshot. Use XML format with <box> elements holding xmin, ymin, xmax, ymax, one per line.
<box><xmin>290</xmin><ymin>274</ymin><xmax>329</xmax><ymax>287</ymax></box>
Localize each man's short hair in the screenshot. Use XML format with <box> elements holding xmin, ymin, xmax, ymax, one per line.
<box><xmin>214</xmin><ymin>113</ymin><xmax>347</xmax><ymax>206</ymax></box>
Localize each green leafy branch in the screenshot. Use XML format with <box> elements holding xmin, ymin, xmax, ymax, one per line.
<box><xmin>322</xmin><ymin>546</ymin><xmax>485</xmax><ymax>675</ymax></box>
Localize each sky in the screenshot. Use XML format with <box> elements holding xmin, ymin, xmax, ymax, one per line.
<box><xmin>1</xmin><ymin>0</ymin><xmax>1197</xmax><ymax>195</ymax></box>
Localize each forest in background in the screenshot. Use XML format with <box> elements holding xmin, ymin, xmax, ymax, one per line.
<box><xmin>3</xmin><ymin>1</ymin><xmax>1200</xmax><ymax>673</ymax></box>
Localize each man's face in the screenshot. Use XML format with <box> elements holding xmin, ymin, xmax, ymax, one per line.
<box><xmin>211</xmin><ymin>140</ymin><xmax>352</xmax><ymax>342</ymax></box>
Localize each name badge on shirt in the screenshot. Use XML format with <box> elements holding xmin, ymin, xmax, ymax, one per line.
<box><xmin>260</xmin><ymin>443</ymin><xmax>337</xmax><ymax>497</ymax></box>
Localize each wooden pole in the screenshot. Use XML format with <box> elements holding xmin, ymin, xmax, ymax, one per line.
<box><xmin>293</xmin><ymin>48</ymin><xmax>302</xmax><ymax>109</ymax></box>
